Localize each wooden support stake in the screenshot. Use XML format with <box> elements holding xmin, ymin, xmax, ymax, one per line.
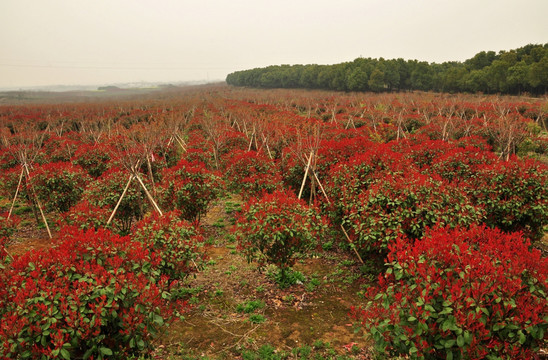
<box><xmin>261</xmin><ymin>134</ymin><xmax>273</xmax><ymax>160</ymax></box>
<box><xmin>7</xmin><ymin>166</ymin><xmax>24</xmax><ymax>219</ymax></box>
<box><xmin>23</xmin><ymin>164</ymin><xmax>52</xmax><ymax>239</ymax></box>
<box><xmin>298</xmin><ymin>151</ymin><xmax>314</xmax><ymax>200</ymax></box>
<box><xmin>134</xmin><ymin>172</ymin><xmax>163</xmax><ymax>216</ymax></box>
<box><xmin>146</xmin><ymin>153</ymin><xmax>156</xmax><ymax>195</ymax></box>
<box><xmin>108</xmin><ymin>174</ymin><xmax>134</xmax><ymax>225</ymax></box>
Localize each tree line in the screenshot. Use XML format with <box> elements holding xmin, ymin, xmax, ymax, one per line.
<box><xmin>226</xmin><ymin>44</ymin><xmax>548</xmax><ymax>95</ymax></box>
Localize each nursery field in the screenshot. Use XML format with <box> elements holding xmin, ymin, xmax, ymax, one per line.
<box><xmin>0</xmin><ymin>84</ymin><xmax>547</xmax><ymax>359</ymax></box>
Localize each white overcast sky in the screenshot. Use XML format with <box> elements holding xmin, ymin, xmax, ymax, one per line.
<box><xmin>1</xmin><ymin>0</ymin><xmax>547</xmax><ymax>88</ymax></box>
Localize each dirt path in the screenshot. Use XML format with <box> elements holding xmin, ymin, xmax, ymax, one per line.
<box><xmin>155</xmin><ymin>195</ymin><xmax>374</xmax><ymax>359</ymax></box>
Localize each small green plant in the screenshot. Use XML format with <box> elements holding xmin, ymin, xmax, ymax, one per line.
<box><xmin>267</xmin><ymin>266</ymin><xmax>306</xmax><ymax>289</ymax></box>
<box><xmin>305</xmin><ymin>277</ymin><xmax>321</xmax><ymax>292</ymax></box>
<box><xmin>236</xmin><ymin>299</ymin><xmax>265</xmax><ymax>313</ymax></box>
<box><xmin>292</xmin><ymin>345</ymin><xmax>312</xmax><ymax>358</ymax></box>
<box><xmin>313</xmin><ymin>340</ymin><xmax>325</xmax><ymax>349</ymax></box>
<box><xmin>213</xmin><ymin>218</ymin><xmax>225</xmax><ymax>228</ymax></box>
<box><xmin>248</xmin><ymin>314</ymin><xmax>266</xmax><ymax>324</ymax></box>
<box><xmin>255</xmin><ymin>285</ymin><xmax>265</xmax><ymax>293</ymax></box>
<box><xmin>282</xmin><ymin>294</ymin><xmax>295</xmax><ymax>304</ymax></box>
<box><xmin>188</xmin><ymin>296</ymin><xmax>200</xmax><ymax>305</ymax></box>
<box><xmin>340</xmin><ymin>259</ymin><xmax>355</xmax><ymax>266</ymax></box>
<box><xmin>321</xmin><ymin>240</ymin><xmax>333</xmax><ymax>251</ymax></box>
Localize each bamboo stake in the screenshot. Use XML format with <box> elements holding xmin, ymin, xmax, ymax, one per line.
<box><xmin>134</xmin><ymin>172</ymin><xmax>163</xmax><ymax>216</ymax></box>
<box><xmin>311</xmin><ymin>169</ymin><xmax>364</xmax><ymax>265</ymax></box>
<box><xmin>298</xmin><ymin>151</ymin><xmax>314</xmax><ymax>199</ymax></box>
<box><xmin>146</xmin><ymin>153</ymin><xmax>156</xmax><ymax>195</ymax></box>
<box><xmin>23</xmin><ymin>164</ymin><xmax>52</xmax><ymax>239</ymax></box>
<box><xmin>247</xmin><ymin>132</ymin><xmax>254</xmax><ymax>152</ymax></box>
<box><xmin>261</xmin><ymin>134</ymin><xmax>273</xmax><ymax>160</ymax></box>
<box><xmin>7</xmin><ymin>166</ymin><xmax>24</xmax><ymax>219</ymax></box>
<box><xmin>107</xmin><ymin>174</ymin><xmax>134</xmax><ymax>225</ymax></box>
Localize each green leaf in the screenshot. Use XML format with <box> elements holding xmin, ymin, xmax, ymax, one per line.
<box><xmin>457</xmin><ymin>335</ymin><xmax>465</xmax><ymax>347</ymax></box>
<box><xmin>99</xmin><ymin>347</ymin><xmax>113</xmax><ymax>356</ymax></box>
<box><xmin>60</xmin><ymin>348</ymin><xmax>71</xmax><ymax>360</ymax></box>
<box><xmin>518</xmin><ymin>330</ymin><xmax>526</xmax><ymax>345</ymax></box>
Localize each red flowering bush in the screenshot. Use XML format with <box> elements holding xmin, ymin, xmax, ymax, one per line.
<box><xmin>428</xmin><ymin>146</ymin><xmax>498</xmax><ymax>184</ymax></box>
<box><xmin>0</xmin><ymin>165</ymin><xmax>25</xmax><ymax>200</ymax></box>
<box><xmin>42</xmin><ymin>134</ymin><xmax>82</xmax><ymax>163</ymax></box>
<box><xmin>465</xmin><ymin>157</ymin><xmax>548</xmax><ymax>241</ymax></box>
<box><xmin>0</xmin><ymin>147</ymin><xmax>17</xmax><ymax>170</ymax></box>
<box><xmin>132</xmin><ymin>210</ymin><xmax>205</xmax><ymax>280</ymax></box>
<box><xmin>73</xmin><ymin>142</ymin><xmax>112</xmax><ymax>178</ymax></box>
<box><xmin>0</xmin><ymin>212</ymin><xmax>20</xmax><ymax>260</ymax></box>
<box><xmin>224</xmin><ymin>150</ymin><xmax>283</xmax><ymax>199</ymax></box>
<box><xmin>158</xmin><ymin>160</ymin><xmax>223</xmax><ymax>221</ymax></box>
<box><xmin>82</xmin><ymin>167</ymin><xmax>147</xmax><ymax>234</ymax></box>
<box><xmin>184</xmin><ymin>148</ymin><xmax>215</xmax><ymax>169</ymax></box>
<box><xmin>29</xmin><ymin>162</ymin><xmax>92</xmax><ymax>213</ymax></box>
<box><xmin>0</xmin><ymin>227</ymin><xmax>186</xmax><ymax>359</ymax></box>
<box><xmin>393</xmin><ymin>138</ymin><xmax>457</xmax><ymax>169</ymax></box>
<box><xmin>0</xmin><ymin>212</ymin><xmax>20</xmax><ymax>240</ymax></box>
<box><xmin>233</xmin><ymin>190</ymin><xmax>328</xmax><ymax>281</ymax></box>
<box><xmin>343</xmin><ymin>171</ymin><xmax>485</xmax><ymax>254</ymax></box>
<box><xmin>58</xmin><ymin>200</ymin><xmax>114</xmax><ymax>231</ymax></box>
<box><xmin>315</xmin><ymin>137</ymin><xmax>374</xmax><ymax>175</ymax></box>
<box><xmin>324</xmin><ymin>145</ymin><xmax>411</xmax><ymax>224</ymax></box>
<box><xmin>351</xmin><ymin>225</ymin><xmax>548</xmax><ymax>359</ymax></box>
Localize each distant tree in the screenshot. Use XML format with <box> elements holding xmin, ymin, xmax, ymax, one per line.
<box><xmin>368</xmin><ymin>67</ymin><xmax>385</xmax><ymax>92</ymax></box>
<box><xmin>347</xmin><ymin>67</ymin><xmax>369</xmax><ymax>92</ymax></box>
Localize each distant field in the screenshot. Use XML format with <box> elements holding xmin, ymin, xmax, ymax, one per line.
<box><xmin>0</xmin><ymin>85</ymin><xmax>546</xmax><ymax>359</ymax></box>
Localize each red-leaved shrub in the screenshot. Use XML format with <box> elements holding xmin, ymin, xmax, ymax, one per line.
<box><xmin>351</xmin><ymin>225</ymin><xmax>548</xmax><ymax>359</ymax></box>
<box><xmin>342</xmin><ymin>171</ymin><xmax>485</xmax><ymax>254</ymax></box>
<box><xmin>224</xmin><ymin>150</ymin><xmax>283</xmax><ymax>199</ymax></box>
<box><xmin>29</xmin><ymin>162</ymin><xmax>91</xmax><ymax>213</ymax></box>
<box><xmin>234</xmin><ymin>190</ymin><xmax>328</xmax><ymax>280</ymax></box>
<box><xmin>132</xmin><ymin>210</ymin><xmax>205</xmax><ymax>280</ymax></box>
<box><xmin>158</xmin><ymin>160</ymin><xmax>223</xmax><ymax>221</ymax></box>
<box><xmin>0</xmin><ymin>226</ymin><xmax>187</xmax><ymax>359</ymax></box>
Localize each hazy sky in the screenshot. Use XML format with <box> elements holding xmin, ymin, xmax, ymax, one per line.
<box><xmin>1</xmin><ymin>0</ymin><xmax>547</xmax><ymax>88</ymax></box>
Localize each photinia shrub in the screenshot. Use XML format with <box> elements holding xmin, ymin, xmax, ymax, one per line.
<box><xmin>82</xmin><ymin>167</ymin><xmax>147</xmax><ymax>234</ymax></box>
<box><xmin>342</xmin><ymin>171</ymin><xmax>485</xmax><ymax>254</ymax></box>
<box><xmin>428</xmin><ymin>145</ymin><xmax>498</xmax><ymax>184</ymax></box>
<box><xmin>323</xmin><ymin>144</ymin><xmax>411</xmax><ymax>224</ymax></box>
<box><xmin>465</xmin><ymin>157</ymin><xmax>548</xmax><ymax>241</ymax></box>
<box><xmin>351</xmin><ymin>225</ymin><xmax>548</xmax><ymax>359</ymax></box>
<box><xmin>0</xmin><ymin>226</ymin><xmax>187</xmax><ymax>360</ymax></box>
<box><xmin>72</xmin><ymin>142</ymin><xmax>112</xmax><ymax>178</ymax></box>
<box><xmin>0</xmin><ymin>212</ymin><xmax>20</xmax><ymax>240</ymax></box>
<box><xmin>42</xmin><ymin>134</ymin><xmax>82</xmax><ymax>163</ymax></box>
<box><xmin>29</xmin><ymin>161</ymin><xmax>92</xmax><ymax>213</ymax></box>
<box><xmin>0</xmin><ymin>147</ymin><xmax>18</xmax><ymax>170</ymax></box>
<box><xmin>58</xmin><ymin>200</ymin><xmax>115</xmax><ymax>231</ymax></box>
<box><xmin>224</xmin><ymin>150</ymin><xmax>283</xmax><ymax>199</ymax></box>
<box><xmin>0</xmin><ymin>165</ymin><xmax>26</xmax><ymax>201</ymax></box>
<box><xmin>132</xmin><ymin>210</ymin><xmax>205</xmax><ymax>280</ymax></box>
<box><xmin>158</xmin><ymin>159</ymin><xmax>223</xmax><ymax>222</ymax></box>
<box><xmin>233</xmin><ymin>190</ymin><xmax>328</xmax><ymax>281</ymax></box>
